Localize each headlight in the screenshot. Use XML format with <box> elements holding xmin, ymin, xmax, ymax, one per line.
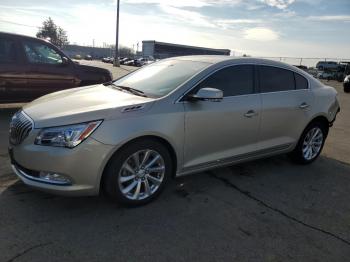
<box><xmin>35</xmin><ymin>120</ymin><xmax>102</xmax><ymax>148</ymax></box>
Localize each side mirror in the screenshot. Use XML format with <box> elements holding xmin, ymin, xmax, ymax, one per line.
<box><xmin>189</xmin><ymin>87</ymin><xmax>223</xmax><ymax>102</ymax></box>
<box><xmin>62</xmin><ymin>56</ymin><xmax>71</xmax><ymax>66</ymax></box>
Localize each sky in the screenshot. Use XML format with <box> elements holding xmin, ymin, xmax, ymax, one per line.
<box><xmin>0</xmin><ymin>0</ymin><xmax>349</xmax><ymax>59</ymax></box>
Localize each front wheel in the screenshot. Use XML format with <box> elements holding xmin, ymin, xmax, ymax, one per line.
<box><xmin>290</xmin><ymin>122</ymin><xmax>328</xmax><ymax>164</ymax></box>
<box><xmin>103</xmin><ymin>139</ymin><xmax>173</xmax><ymax>206</ymax></box>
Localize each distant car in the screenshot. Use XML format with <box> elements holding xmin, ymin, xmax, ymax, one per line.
<box><xmin>316</xmin><ymin>61</ymin><xmax>339</xmax><ymax>71</ymax></box>
<box><xmin>344</xmin><ymin>75</ymin><xmax>350</xmax><ymax>93</ymax></box>
<box><xmin>337</xmin><ymin>62</ymin><xmax>350</xmax><ymax>82</ymax></box>
<box><xmin>124</xmin><ymin>59</ymin><xmax>135</xmax><ymax>66</ymax></box>
<box><xmin>294</xmin><ymin>65</ymin><xmax>307</xmax><ymax>70</ymax></box>
<box><xmin>0</xmin><ymin>32</ymin><xmax>112</xmax><ymax>103</ymax></box>
<box><xmin>74</xmin><ymin>54</ymin><xmax>82</xmax><ymax>60</ymax></box>
<box><xmin>306</xmin><ymin>68</ymin><xmax>318</xmax><ymax>78</ymax></box>
<box><xmin>102</xmin><ymin>57</ymin><xmax>113</xmax><ymax>63</ymax></box>
<box><xmin>120</xmin><ymin>58</ymin><xmax>130</xmax><ymax>65</ymax></box>
<box><xmin>84</xmin><ymin>55</ymin><xmax>92</xmax><ymax>60</ymax></box>
<box><xmin>8</xmin><ymin>56</ymin><xmax>340</xmax><ymax>206</ymax></box>
<box><xmin>134</xmin><ymin>58</ymin><xmax>154</xmax><ymax>67</ymax></box>
<box><xmin>317</xmin><ymin>71</ymin><xmax>334</xmax><ymax>80</ymax></box>
<box><xmin>102</xmin><ymin>57</ymin><xmax>110</xmax><ymax>63</ymax></box>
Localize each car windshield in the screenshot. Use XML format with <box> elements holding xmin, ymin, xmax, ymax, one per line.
<box><xmin>112</xmin><ymin>59</ymin><xmax>210</xmax><ymax>97</ymax></box>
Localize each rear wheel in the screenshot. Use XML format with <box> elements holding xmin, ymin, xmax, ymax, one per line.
<box><xmin>290</xmin><ymin>121</ymin><xmax>328</xmax><ymax>164</ymax></box>
<box><xmin>103</xmin><ymin>139</ymin><xmax>172</xmax><ymax>206</ymax></box>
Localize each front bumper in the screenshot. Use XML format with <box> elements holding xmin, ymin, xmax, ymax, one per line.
<box><xmin>9</xmin><ymin>133</ymin><xmax>115</xmax><ymax>196</ymax></box>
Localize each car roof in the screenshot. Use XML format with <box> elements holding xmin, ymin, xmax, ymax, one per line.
<box><xmin>167</xmin><ymin>55</ymin><xmax>324</xmax><ymax>87</ymax></box>
<box><xmin>170</xmin><ymin>55</ymin><xmax>303</xmax><ymax>71</ymax></box>
<box><xmin>0</xmin><ymin>31</ymin><xmax>45</xmax><ymax>41</ymax></box>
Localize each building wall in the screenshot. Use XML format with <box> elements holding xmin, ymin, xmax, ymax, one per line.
<box><xmin>142</xmin><ymin>42</ymin><xmax>155</xmax><ymax>58</ymax></box>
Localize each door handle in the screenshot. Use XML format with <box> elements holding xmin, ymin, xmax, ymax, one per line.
<box><xmin>299</xmin><ymin>103</ymin><xmax>310</xmax><ymax>109</ymax></box>
<box><xmin>244</xmin><ymin>110</ymin><xmax>258</xmax><ymax>118</ymax></box>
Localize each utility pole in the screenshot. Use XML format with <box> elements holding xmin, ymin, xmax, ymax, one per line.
<box><xmin>113</xmin><ymin>0</ymin><xmax>120</xmax><ymax>67</ymax></box>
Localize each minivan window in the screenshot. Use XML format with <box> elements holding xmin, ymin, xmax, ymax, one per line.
<box><xmin>0</xmin><ymin>37</ymin><xmax>16</xmax><ymax>63</ymax></box>
<box><xmin>113</xmin><ymin>59</ymin><xmax>210</xmax><ymax>97</ymax></box>
<box><xmin>294</xmin><ymin>73</ymin><xmax>308</xmax><ymax>89</ymax></box>
<box><xmin>23</xmin><ymin>40</ymin><xmax>63</xmax><ymax>65</ymax></box>
<box><xmin>259</xmin><ymin>65</ymin><xmax>295</xmax><ymax>92</ymax></box>
<box><xmin>195</xmin><ymin>65</ymin><xmax>254</xmax><ymax>97</ymax></box>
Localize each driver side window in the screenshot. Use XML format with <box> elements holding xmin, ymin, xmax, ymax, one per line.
<box><xmin>194</xmin><ymin>65</ymin><xmax>254</xmax><ymax>97</ymax></box>
<box><xmin>23</xmin><ymin>40</ymin><xmax>63</xmax><ymax>65</ymax></box>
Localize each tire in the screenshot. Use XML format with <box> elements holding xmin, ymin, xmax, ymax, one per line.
<box><xmin>344</xmin><ymin>84</ymin><xmax>350</xmax><ymax>93</ymax></box>
<box><xmin>103</xmin><ymin>139</ymin><xmax>173</xmax><ymax>206</ymax></box>
<box><xmin>289</xmin><ymin>121</ymin><xmax>328</xmax><ymax>164</ymax></box>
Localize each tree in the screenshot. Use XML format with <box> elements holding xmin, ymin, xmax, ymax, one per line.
<box><xmin>110</xmin><ymin>45</ymin><xmax>135</xmax><ymax>57</ymax></box>
<box><xmin>36</xmin><ymin>17</ymin><xmax>69</xmax><ymax>48</ymax></box>
<box><xmin>119</xmin><ymin>46</ymin><xmax>134</xmax><ymax>57</ymax></box>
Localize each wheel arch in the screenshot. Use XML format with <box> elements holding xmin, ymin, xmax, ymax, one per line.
<box><xmin>305</xmin><ymin>114</ymin><xmax>330</xmax><ymax>136</ymax></box>
<box><xmin>99</xmin><ymin>135</ymin><xmax>178</xmax><ymax>192</ymax></box>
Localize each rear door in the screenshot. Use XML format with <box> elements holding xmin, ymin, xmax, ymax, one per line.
<box><xmin>20</xmin><ymin>38</ymin><xmax>77</xmax><ymax>100</ymax></box>
<box><xmin>0</xmin><ymin>35</ymin><xmax>27</xmax><ymax>103</ymax></box>
<box><xmin>257</xmin><ymin>65</ymin><xmax>313</xmax><ymax>150</ymax></box>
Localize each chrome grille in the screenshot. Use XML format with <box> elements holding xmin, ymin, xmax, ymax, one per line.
<box><xmin>9</xmin><ymin>111</ymin><xmax>33</xmax><ymax>145</ymax></box>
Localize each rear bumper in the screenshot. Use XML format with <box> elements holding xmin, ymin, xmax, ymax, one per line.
<box><xmin>329</xmin><ymin>107</ymin><xmax>340</xmax><ymax>127</ymax></box>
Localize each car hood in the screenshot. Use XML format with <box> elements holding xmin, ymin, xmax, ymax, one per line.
<box><xmin>23</xmin><ymin>84</ymin><xmax>155</xmax><ymax>128</ymax></box>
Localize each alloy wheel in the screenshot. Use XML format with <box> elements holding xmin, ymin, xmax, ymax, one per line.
<box><xmin>118</xmin><ymin>149</ymin><xmax>165</xmax><ymax>200</ymax></box>
<box><xmin>302</xmin><ymin>127</ymin><xmax>324</xmax><ymax>161</ymax></box>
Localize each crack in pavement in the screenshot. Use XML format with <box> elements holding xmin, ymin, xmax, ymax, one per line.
<box><xmin>6</xmin><ymin>242</ymin><xmax>52</xmax><ymax>262</ymax></box>
<box><xmin>208</xmin><ymin>171</ymin><xmax>350</xmax><ymax>247</ymax></box>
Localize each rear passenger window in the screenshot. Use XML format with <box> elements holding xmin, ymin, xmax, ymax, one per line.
<box><xmin>0</xmin><ymin>38</ymin><xmax>16</xmax><ymax>63</ymax></box>
<box><xmin>259</xmin><ymin>66</ymin><xmax>295</xmax><ymax>92</ymax></box>
<box><xmin>294</xmin><ymin>73</ymin><xmax>308</xmax><ymax>89</ymax></box>
<box><xmin>196</xmin><ymin>65</ymin><xmax>254</xmax><ymax>97</ymax></box>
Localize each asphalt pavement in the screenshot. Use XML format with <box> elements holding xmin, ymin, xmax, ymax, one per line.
<box><xmin>0</xmin><ymin>63</ymin><xmax>349</xmax><ymax>261</ymax></box>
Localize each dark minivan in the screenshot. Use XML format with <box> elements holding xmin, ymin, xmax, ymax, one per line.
<box><xmin>0</xmin><ymin>32</ymin><xmax>112</xmax><ymax>103</ymax></box>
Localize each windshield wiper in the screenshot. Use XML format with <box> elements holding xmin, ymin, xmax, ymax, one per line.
<box><xmin>105</xmin><ymin>82</ymin><xmax>147</xmax><ymax>97</ymax></box>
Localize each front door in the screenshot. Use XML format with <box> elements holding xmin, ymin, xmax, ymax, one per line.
<box><xmin>183</xmin><ymin>65</ymin><xmax>261</xmax><ymax>170</ymax></box>
<box><xmin>21</xmin><ymin>39</ymin><xmax>77</xmax><ymax>101</ymax></box>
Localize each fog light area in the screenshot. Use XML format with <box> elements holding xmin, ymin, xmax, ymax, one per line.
<box><xmin>39</xmin><ymin>172</ymin><xmax>72</xmax><ymax>184</ymax></box>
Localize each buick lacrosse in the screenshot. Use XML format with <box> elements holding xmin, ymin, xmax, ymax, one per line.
<box><xmin>9</xmin><ymin>56</ymin><xmax>340</xmax><ymax>205</ymax></box>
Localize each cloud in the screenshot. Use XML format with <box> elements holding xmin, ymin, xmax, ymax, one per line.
<box><xmin>243</xmin><ymin>27</ymin><xmax>279</xmax><ymax>41</ymax></box>
<box><xmin>307</xmin><ymin>15</ymin><xmax>350</xmax><ymax>22</ymax></box>
<box><xmin>215</xmin><ymin>19</ymin><xmax>262</xmax><ymax>29</ymax></box>
<box><xmin>159</xmin><ymin>5</ymin><xmax>215</xmax><ymax>28</ymax></box>
<box><xmin>123</xmin><ymin>0</ymin><xmax>209</xmax><ymax>7</ymax></box>
<box><xmin>263</xmin><ymin>0</ymin><xmax>295</xmax><ymax>9</ymax></box>
<box><xmin>123</xmin><ymin>0</ymin><xmax>243</xmax><ymax>8</ymax></box>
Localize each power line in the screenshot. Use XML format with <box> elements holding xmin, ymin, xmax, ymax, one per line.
<box><xmin>0</xmin><ymin>19</ymin><xmax>39</xmax><ymax>28</ymax></box>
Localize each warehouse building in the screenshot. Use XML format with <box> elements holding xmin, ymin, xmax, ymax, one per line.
<box><xmin>142</xmin><ymin>40</ymin><xmax>231</xmax><ymax>59</ymax></box>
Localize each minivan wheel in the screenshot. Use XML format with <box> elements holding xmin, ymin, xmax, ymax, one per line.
<box><xmin>344</xmin><ymin>85</ymin><xmax>350</xmax><ymax>93</ymax></box>
<box><xmin>290</xmin><ymin>122</ymin><xmax>327</xmax><ymax>164</ymax></box>
<box><xmin>103</xmin><ymin>139</ymin><xmax>172</xmax><ymax>206</ymax></box>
